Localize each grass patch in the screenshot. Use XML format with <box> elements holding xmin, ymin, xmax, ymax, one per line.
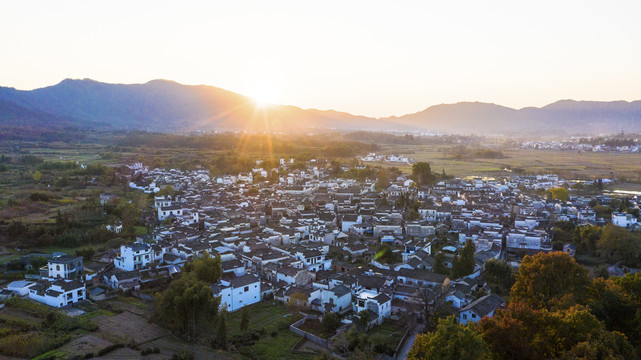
<box><xmin>79</xmin><ymin>308</ymin><xmax>116</xmax><ymax>320</ymax></box>
<box><xmin>134</xmin><ymin>226</ymin><xmax>148</xmax><ymax>236</ymax></box>
<box><xmin>117</xmin><ymin>296</ymin><xmax>147</xmax><ymax>308</ymax></box>
<box><xmin>226</xmin><ymin>301</ymin><xmax>302</xmax><ymax>336</ymax></box>
<box><xmin>296</xmin><ymin>318</ymin><xmax>332</xmax><ymax>338</ymax></box>
<box><xmin>0</xmin><ymin>332</ymin><xmax>71</xmax><ymax>358</ymax></box>
<box><xmin>32</xmin><ymin>349</ymin><xmax>67</xmax><ymax>360</ymax></box>
<box><xmin>249</xmin><ymin>330</ymin><xmax>314</xmax><ymax>360</ymax></box>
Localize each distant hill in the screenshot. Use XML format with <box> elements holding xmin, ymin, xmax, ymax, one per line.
<box><xmin>385</xmin><ymin>100</ymin><xmax>641</xmax><ymax>135</ymax></box>
<box><xmin>0</xmin><ymin>79</ymin><xmax>640</xmax><ymax>135</ymax></box>
<box><xmin>0</xmin><ymin>79</ymin><xmax>400</xmax><ymax>133</ymax></box>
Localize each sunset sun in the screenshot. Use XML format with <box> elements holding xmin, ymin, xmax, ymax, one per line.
<box><xmin>248</xmin><ymin>83</ymin><xmax>278</xmax><ymax>106</ymax></box>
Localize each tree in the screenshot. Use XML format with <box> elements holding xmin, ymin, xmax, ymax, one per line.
<box><xmin>155</xmin><ymin>254</ymin><xmax>223</xmax><ymax>340</ymax></box>
<box><xmin>511</xmin><ymin>252</ymin><xmax>591</xmax><ymax>310</ymax></box>
<box><xmin>184</xmin><ymin>252</ymin><xmax>223</xmax><ymax>283</ymax></box>
<box><xmin>375</xmin><ymin>243</ymin><xmax>399</xmax><ymax>264</ymax></box>
<box><xmin>408</xmin><ymin>316</ymin><xmax>489</xmax><ymax>360</ymax></box>
<box><xmin>478</xmin><ymin>302</ymin><xmax>634</xmax><ymax>360</ymax></box>
<box><xmin>548</xmin><ymin>187</ymin><xmax>569</xmax><ymax>202</ymax></box>
<box><xmin>434</xmin><ymin>252</ymin><xmax>448</xmax><ymax>275</ymax></box>
<box><xmin>217</xmin><ymin>311</ymin><xmax>228</xmax><ymax>349</ymax></box>
<box><xmin>32</xmin><ymin>170</ymin><xmax>41</xmax><ymax>181</ymax></box>
<box><xmin>376</xmin><ymin>167</ymin><xmax>390</xmax><ymax>190</ymax></box>
<box><xmin>453</xmin><ymin>240</ymin><xmax>476</xmax><ymax>278</ymax></box>
<box><xmin>576</xmin><ymin>225</ymin><xmax>602</xmax><ymax>255</ymax></box>
<box><xmin>411</xmin><ymin>162</ymin><xmax>435</xmax><ymax>186</ymax></box>
<box><xmin>596</xmin><ymin>224</ymin><xmax>641</xmax><ymax>265</ymax></box>
<box><xmin>322</xmin><ymin>313</ymin><xmax>341</xmax><ymax>335</ymax></box>
<box><xmin>358</xmin><ymin>310</ymin><xmax>371</xmax><ymax>326</ymax></box>
<box><xmin>240</xmin><ymin>306</ymin><xmax>250</xmax><ymax>332</ymax></box>
<box><xmin>75</xmin><ymin>248</ymin><xmax>95</xmax><ymax>260</ymax></box>
<box><xmin>155</xmin><ymin>273</ymin><xmax>220</xmax><ymax>339</ymax></box>
<box><xmin>117</xmin><ymin>202</ymin><xmax>140</xmax><ymax>234</ymax></box>
<box><xmin>483</xmin><ymin>259</ymin><xmax>514</xmax><ymax>295</ymax></box>
<box><xmin>288</xmin><ymin>292</ymin><xmax>309</xmax><ymax>312</ymax></box>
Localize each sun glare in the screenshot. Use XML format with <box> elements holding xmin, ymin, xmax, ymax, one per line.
<box><xmin>248</xmin><ymin>83</ymin><xmax>278</xmax><ymax>106</ymax></box>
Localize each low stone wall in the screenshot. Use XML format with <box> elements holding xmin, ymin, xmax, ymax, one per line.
<box><xmin>290</xmin><ymin>314</ymin><xmax>329</xmax><ymax>348</ymax></box>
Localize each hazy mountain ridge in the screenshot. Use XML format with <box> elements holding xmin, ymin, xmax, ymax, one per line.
<box><xmin>1</xmin><ymin>79</ymin><xmax>640</xmax><ymax>135</ymax></box>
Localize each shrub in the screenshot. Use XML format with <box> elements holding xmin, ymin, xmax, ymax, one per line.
<box><xmin>96</xmin><ymin>343</ymin><xmax>125</xmax><ymax>356</ymax></box>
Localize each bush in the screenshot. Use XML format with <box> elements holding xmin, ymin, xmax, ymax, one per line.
<box><xmin>278</xmin><ymin>320</ymin><xmax>290</xmax><ymax>330</ymax></box>
<box><xmin>140</xmin><ymin>347</ymin><xmax>160</xmax><ymax>356</ymax></box>
<box><xmin>29</xmin><ymin>192</ymin><xmax>52</xmax><ymax>202</ymax></box>
<box><xmin>97</xmin><ymin>343</ymin><xmax>125</xmax><ymax>356</ymax></box>
<box><xmin>83</xmin><ymin>353</ymin><xmax>94</xmax><ymax>359</ymax></box>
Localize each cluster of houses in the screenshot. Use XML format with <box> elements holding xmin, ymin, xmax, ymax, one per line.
<box><xmin>520</xmin><ymin>137</ymin><xmax>641</xmax><ymax>153</ymax></box>
<box><xmin>3</xmin><ymin>158</ymin><xmax>640</xmax><ymax>332</ymax></box>
<box><xmin>358</xmin><ymin>153</ymin><xmax>414</xmax><ymax>164</ymax></box>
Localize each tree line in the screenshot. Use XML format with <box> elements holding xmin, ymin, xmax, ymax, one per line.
<box><xmin>409</xmin><ymin>252</ymin><xmax>641</xmax><ymax>360</ymax></box>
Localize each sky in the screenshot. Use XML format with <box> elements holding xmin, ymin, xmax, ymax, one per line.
<box><xmin>1</xmin><ymin>0</ymin><xmax>640</xmax><ymax>118</ymax></box>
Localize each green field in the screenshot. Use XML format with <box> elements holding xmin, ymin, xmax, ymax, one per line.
<box><xmin>376</xmin><ymin>145</ymin><xmax>641</xmax><ymax>182</ymax></box>
<box><xmin>226</xmin><ymin>301</ymin><xmax>303</xmax><ymax>336</ymax></box>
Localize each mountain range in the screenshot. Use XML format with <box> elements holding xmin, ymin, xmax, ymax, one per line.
<box><xmin>1</xmin><ymin>78</ymin><xmax>640</xmax><ymax>135</ymax></box>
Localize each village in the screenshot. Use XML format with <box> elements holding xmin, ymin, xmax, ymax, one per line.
<box><xmin>2</xmin><ymin>156</ymin><xmax>640</xmax><ymax>359</ymax></box>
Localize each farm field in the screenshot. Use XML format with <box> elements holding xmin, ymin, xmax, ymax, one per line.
<box><xmin>376</xmin><ymin>144</ymin><xmax>641</xmax><ymax>181</ymax></box>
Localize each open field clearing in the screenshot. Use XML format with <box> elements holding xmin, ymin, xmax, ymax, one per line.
<box><xmin>378</xmin><ymin>145</ymin><xmax>641</xmax><ymax>181</ymax></box>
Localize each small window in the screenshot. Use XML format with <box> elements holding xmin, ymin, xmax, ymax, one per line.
<box><xmin>244</xmin><ymin>286</ymin><xmax>249</xmax><ymax>292</ymax></box>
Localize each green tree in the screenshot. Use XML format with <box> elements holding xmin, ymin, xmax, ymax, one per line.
<box><xmin>117</xmin><ymin>202</ymin><xmax>140</xmax><ymax>234</ymax></box>
<box><xmin>411</xmin><ymin>162</ymin><xmax>435</xmax><ymax>186</ymax></box>
<box><xmin>217</xmin><ymin>311</ymin><xmax>228</xmax><ymax>349</ymax></box>
<box><xmin>576</xmin><ymin>225</ymin><xmax>602</xmax><ymax>255</ymax></box>
<box><xmin>322</xmin><ymin>313</ymin><xmax>341</xmax><ymax>335</ymax></box>
<box><xmin>240</xmin><ymin>306</ymin><xmax>250</xmax><ymax>332</ymax></box>
<box><xmin>511</xmin><ymin>252</ymin><xmax>591</xmax><ymax>310</ymax></box>
<box><xmin>479</xmin><ymin>302</ymin><xmax>634</xmax><ymax>360</ymax></box>
<box><xmin>375</xmin><ymin>243</ymin><xmax>399</xmax><ymax>264</ymax></box>
<box><xmin>184</xmin><ymin>252</ymin><xmax>223</xmax><ymax>283</ymax></box>
<box><xmin>155</xmin><ymin>272</ymin><xmax>220</xmax><ymax>339</ymax></box>
<box><xmin>358</xmin><ymin>310</ymin><xmax>371</xmax><ymax>326</ymax></box>
<box><xmin>75</xmin><ymin>248</ymin><xmax>95</xmax><ymax>261</ymax></box>
<box><xmin>32</xmin><ymin>170</ymin><xmax>42</xmax><ymax>181</ymax></box>
<box><xmin>596</xmin><ymin>224</ymin><xmax>641</xmax><ymax>264</ymax></box>
<box><xmin>408</xmin><ymin>316</ymin><xmax>489</xmax><ymax>360</ymax></box>
<box><xmin>484</xmin><ymin>259</ymin><xmax>514</xmax><ymax>295</ymax></box>
<box><xmin>376</xmin><ymin>167</ymin><xmax>390</xmax><ymax>190</ymax></box>
<box><xmin>288</xmin><ymin>292</ymin><xmax>309</xmax><ymax>312</ymax></box>
<box><xmin>548</xmin><ymin>187</ymin><xmax>569</xmax><ymax>202</ymax></box>
<box><xmin>155</xmin><ymin>254</ymin><xmax>223</xmax><ymax>339</ymax></box>
<box><xmin>434</xmin><ymin>252</ymin><xmax>448</xmax><ymax>275</ymax></box>
<box><xmin>455</xmin><ymin>240</ymin><xmax>476</xmax><ymax>278</ymax></box>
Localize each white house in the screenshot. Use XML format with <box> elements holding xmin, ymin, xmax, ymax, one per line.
<box><xmin>158</xmin><ymin>205</ymin><xmax>185</xmax><ymax>221</ymax></box>
<box><xmin>28</xmin><ymin>279</ymin><xmax>86</xmax><ymax>308</ymax></box>
<box><xmin>212</xmin><ymin>274</ymin><xmax>261</xmax><ymax>312</ymax></box>
<box><xmin>321</xmin><ymin>285</ymin><xmax>352</xmax><ymax>314</ymax></box>
<box><xmin>48</xmin><ymin>255</ymin><xmax>83</xmax><ymax>279</ymax></box>
<box><xmin>459</xmin><ymin>294</ymin><xmax>505</xmax><ymax>325</ymax></box>
<box><xmin>612</xmin><ymin>212</ymin><xmax>638</xmax><ymax>228</ymax></box>
<box><xmin>154</xmin><ymin>195</ymin><xmax>173</xmax><ymax>208</ymax></box>
<box><xmin>341</xmin><ymin>214</ymin><xmax>361</xmax><ymax>233</ymax></box>
<box><xmin>6</xmin><ymin>280</ymin><xmax>35</xmax><ymax>296</ymax></box>
<box><xmin>296</xmin><ymin>249</ymin><xmax>332</xmax><ymax>272</ymax></box>
<box><xmin>354</xmin><ymin>289</ymin><xmax>392</xmax><ymax>325</ymax></box>
<box><xmin>115</xmin><ymin>243</ymin><xmax>153</xmax><ymax>271</ymax></box>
